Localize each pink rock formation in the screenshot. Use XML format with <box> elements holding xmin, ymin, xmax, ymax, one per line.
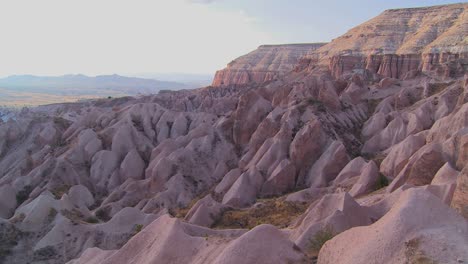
<box><xmin>291</xmin><ymin>192</ymin><xmax>372</xmax><ymax>249</ymax></box>
<box><xmin>68</xmin><ymin>215</ymin><xmax>305</xmax><ymax>264</ymax></box>
<box><xmin>318</xmin><ymin>189</ymin><xmax>468</xmax><ymax>264</ymax></box>
<box><xmin>212</xmin><ymin>43</ymin><xmax>326</xmax><ymax>86</ymax></box>
<box><xmin>388</xmin><ymin>143</ymin><xmax>446</xmax><ymax>192</ymax></box>
<box><xmin>0</xmin><ymin>3</ymin><xmax>467</xmax><ymax>264</ymax></box>
<box><xmin>380</xmin><ymin>132</ymin><xmax>427</xmax><ymax>178</ymax></box>
<box><xmin>306</xmin><ymin>141</ymin><xmax>350</xmax><ymax>188</ymax></box>
<box><xmin>451</xmin><ymin>166</ymin><xmax>468</xmax><ymax>218</ymax></box>
<box><xmin>308</xmin><ymin>3</ymin><xmax>468</xmax><ymax>79</ymax></box>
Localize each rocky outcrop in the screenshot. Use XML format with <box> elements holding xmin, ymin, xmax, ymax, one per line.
<box><xmin>291</xmin><ymin>192</ymin><xmax>372</xmax><ymax>249</ymax></box>
<box><xmin>212</xmin><ymin>43</ymin><xmax>326</xmax><ymax>86</ymax></box>
<box><xmin>68</xmin><ymin>215</ymin><xmax>305</xmax><ymax>264</ymax></box>
<box><xmin>318</xmin><ymin>189</ymin><xmax>468</xmax><ymax>264</ymax></box>
<box><xmin>305</xmin><ymin>3</ymin><xmax>468</xmax><ymax>79</ymax></box>
<box><xmin>451</xmin><ymin>165</ymin><xmax>468</xmax><ymax>218</ymax></box>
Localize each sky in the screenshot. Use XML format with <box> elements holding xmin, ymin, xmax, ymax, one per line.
<box><xmin>0</xmin><ymin>0</ymin><xmax>463</xmax><ymax>78</ymax></box>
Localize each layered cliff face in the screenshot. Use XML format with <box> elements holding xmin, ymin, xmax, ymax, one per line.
<box><xmin>311</xmin><ymin>3</ymin><xmax>468</xmax><ymax>79</ymax></box>
<box><xmin>0</xmin><ymin>3</ymin><xmax>468</xmax><ymax>264</ymax></box>
<box><xmin>316</xmin><ymin>3</ymin><xmax>468</xmax><ymax>56</ymax></box>
<box><xmin>217</xmin><ymin>3</ymin><xmax>468</xmax><ymax>84</ymax></box>
<box><xmin>212</xmin><ymin>43</ymin><xmax>326</xmax><ymax>86</ymax></box>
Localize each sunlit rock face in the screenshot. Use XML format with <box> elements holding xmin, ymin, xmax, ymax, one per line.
<box><xmin>0</xmin><ymin>3</ymin><xmax>467</xmax><ymax>264</ymax></box>
<box><xmin>303</xmin><ymin>3</ymin><xmax>468</xmax><ymax>79</ymax></box>
<box><xmin>212</xmin><ymin>43</ymin><xmax>326</xmax><ymax>86</ymax></box>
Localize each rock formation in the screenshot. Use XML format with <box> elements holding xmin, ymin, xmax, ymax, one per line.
<box><xmin>212</xmin><ymin>43</ymin><xmax>326</xmax><ymax>86</ymax></box>
<box><xmin>0</xmin><ymin>3</ymin><xmax>467</xmax><ymax>264</ymax></box>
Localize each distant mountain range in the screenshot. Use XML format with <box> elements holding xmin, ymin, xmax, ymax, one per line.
<box><xmin>0</xmin><ymin>74</ymin><xmax>190</xmax><ymax>107</ymax></box>
<box><xmin>133</xmin><ymin>73</ymin><xmax>213</xmax><ymax>87</ymax></box>
<box><xmin>0</xmin><ymin>74</ymin><xmax>187</xmax><ymax>92</ymax></box>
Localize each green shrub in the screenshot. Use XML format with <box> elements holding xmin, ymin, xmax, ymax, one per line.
<box><xmin>86</xmin><ymin>217</ymin><xmax>99</xmax><ymax>224</ymax></box>
<box><xmin>95</xmin><ymin>209</ymin><xmax>111</xmax><ymax>222</ymax></box>
<box><xmin>134</xmin><ymin>224</ymin><xmax>143</xmax><ymax>233</ymax></box>
<box><xmin>309</xmin><ymin>225</ymin><xmax>335</xmax><ymax>254</ymax></box>
<box><xmin>16</xmin><ymin>185</ymin><xmax>32</xmax><ymax>205</ymax></box>
<box><xmin>48</xmin><ymin>208</ymin><xmax>58</xmax><ymax>221</ymax></box>
<box><xmin>33</xmin><ymin>246</ymin><xmax>57</xmax><ymax>261</ymax></box>
<box><xmin>374</xmin><ymin>173</ymin><xmax>389</xmax><ymax>190</ymax></box>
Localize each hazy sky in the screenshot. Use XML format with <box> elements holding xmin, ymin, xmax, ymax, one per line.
<box><xmin>0</xmin><ymin>0</ymin><xmax>463</xmax><ymax>77</ymax></box>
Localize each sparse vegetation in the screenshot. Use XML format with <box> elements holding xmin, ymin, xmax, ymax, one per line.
<box><xmin>308</xmin><ymin>225</ymin><xmax>335</xmax><ymax>256</ymax></box>
<box><xmin>361</xmin><ymin>152</ymin><xmax>386</xmax><ymax>167</ymax></box>
<box><xmin>426</xmin><ymin>81</ymin><xmax>455</xmax><ymax>97</ymax></box>
<box><xmin>53</xmin><ymin>116</ymin><xmax>71</xmax><ymax>127</ymax></box>
<box><xmin>291</xmin><ymin>120</ymin><xmax>304</xmax><ymax>140</ymax></box>
<box><xmin>50</xmin><ymin>185</ymin><xmax>71</xmax><ymax>199</ymax></box>
<box><xmin>48</xmin><ymin>208</ymin><xmax>58</xmax><ymax>221</ymax></box>
<box><xmin>405</xmin><ymin>238</ymin><xmax>437</xmax><ymax>264</ymax></box>
<box><xmin>213</xmin><ymin>198</ymin><xmax>308</xmax><ymax>229</ymax></box>
<box><xmin>0</xmin><ymin>223</ymin><xmax>22</xmax><ymax>262</ymax></box>
<box><xmin>95</xmin><ymin>208</ymin><xmax>111</xmax><ymax>222</ymax></box>
<box><xmin>366</xmin><ymin>98</ymin><xmax>382</xmax><ymax>115</ymax></box>
<box><xmin>306</xmin><ymin>97</ymin><xmax>326</xmax><ymax>112</ymax></box>
<box><xmin>129</xmin><ymin>224</ymin><xmax>144</xmax><ymax>238</ymax></box>
<box><xmin>33</xmin><ymin>246</ymin><xmax>57</xmax><ymax>261</ymax></box>
<box><xmin>169</xmin><ymin>187</ymin><xmax>216</xmax><ymax>219</ymax></box>
<box><xmin>9</xmin><ymin>213</ymin><xmax>25</xmax><ymax>224</ymax></box>
<box><xmin>297</xmin><ymin>97</ymin><xmax>327</xmax><ymax>114</ymax></box>
<box><xmin>85</xmin><ymin>216</ymin><xmax>99</xmax><ymax>224</ymax></box>
<box><xmin>158</xmin><ymin>89</ymin><xmax>173</xmax><ymax>94</ymax></box>
<box><xmin>134</xmin><ymin>224</ymin><xmax>143</xmax><ymax>233</ymax></box>
<box><xmin>0</xmin><ymin>248</ymin><xmax>12</xmax><ymax>262</ymax></box>
<box><xmin>52</xmin><ymin>138</ymin><xmax>67</xmax><ymax>148</ymax></box>
<box><xmin>16</xmin><ymin>185</ymin><xmax>33</xmax><ymax>205</ymax></box>
<box><xmin>374</xmin><ymin>173</ymin><xmax>389</xmax><ymax>191</ymax></box>
<box><xmin>61</xmin><ymin>209</ymin><xmax>85</xmax><ymax>223</ymax></box>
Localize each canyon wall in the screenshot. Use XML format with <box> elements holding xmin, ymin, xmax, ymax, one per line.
<box><xmin>314</xmin><ymin>3</ymin><xmax>468</xmax><ymax>78</ymax></box>
<box><xmin>212</xmin><ymin>43</ymin><xmax>326</xmax><ymax>86</ymax></box>
<box><xmin>216</xmin><ymin>3</ymin><xmax>468</xmax><ymax>86</ymax></box>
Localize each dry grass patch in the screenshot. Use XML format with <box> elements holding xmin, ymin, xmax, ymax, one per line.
<box><xmin>213</xmin><ymin>198</ymin><xmax>308</xmax><ymax>229</ymax></box>
<box><xmin>169</xmin><ymin>188</ymin><xmax>216</xmax><ymax>219</ymax></box>
<box><xmin>169</xmin><ymin>197</ymin><xmax>201</xmax><ymax>219</ymax></box>
<box><xmin>405</xmin><ymin>238</ymin><xmax>437</xmax><ymax>264</ymax></box>
<box><xmin>50</xmin><ymin>185</ymin><xmax>71</xmax><ymax>199</ymax></box>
